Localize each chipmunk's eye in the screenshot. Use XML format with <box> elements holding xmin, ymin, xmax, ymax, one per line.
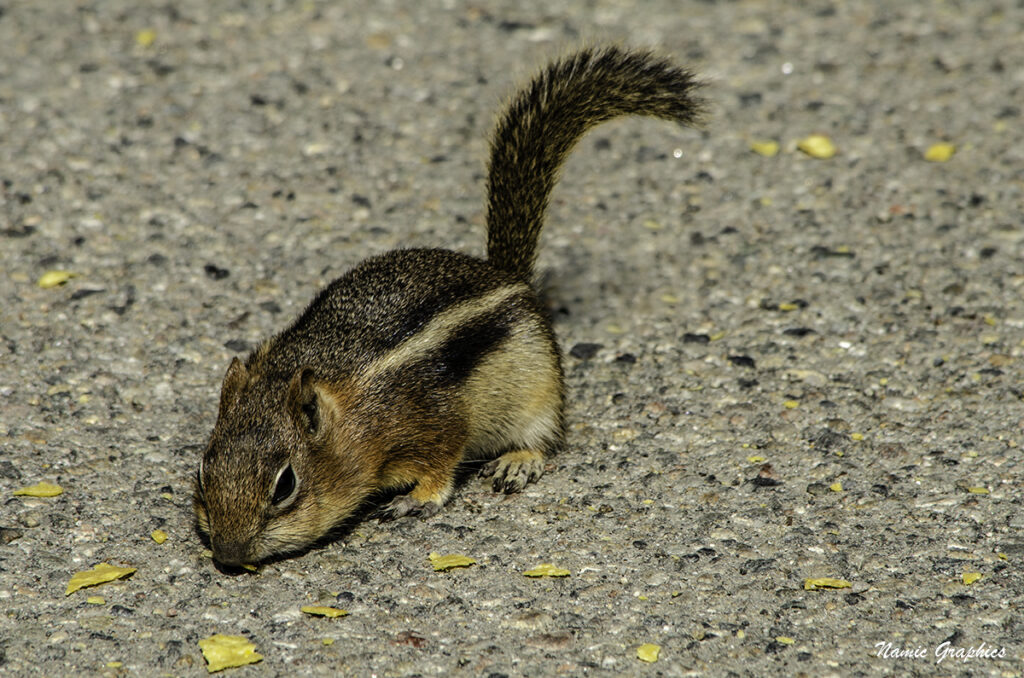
<box><xmin>271</xmin><ymin>464</ymin><xmax>298</xmax><ymax>506</ymax></box>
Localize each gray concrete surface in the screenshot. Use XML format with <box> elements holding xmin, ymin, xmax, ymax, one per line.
<box><xmin>2</xmin><ymin>1</ymin><xmax>1022</xmax><ymax>676</ymax></box>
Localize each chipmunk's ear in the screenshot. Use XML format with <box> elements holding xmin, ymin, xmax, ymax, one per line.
<box><xmin>286</xmin><ymin>367</ymin><xmax>322</xmax><ymax>436</ymax></box>
<box><xmin>218</xmin><ymin>357</ymin><xmax>248</xmax><ymax>417</ymax></box>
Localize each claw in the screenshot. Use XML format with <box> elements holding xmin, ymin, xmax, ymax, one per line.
<box><xmin>479</xmin><ymin>450</ymin><xmax>545</xmax><ymax>494</ymax></box>
<box><xmin>375</xmin><ymin>493</ymin><xmax>442</xmax><ymax>522</ymax></box>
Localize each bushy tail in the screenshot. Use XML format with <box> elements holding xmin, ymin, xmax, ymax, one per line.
<box><xmin>485</xmin><ymin>46</ymin><xmax>706</xmax><ymax>279</ymax></box>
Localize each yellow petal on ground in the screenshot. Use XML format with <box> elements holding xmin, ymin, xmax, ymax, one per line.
<box><xmin>636</xmin><ymin>643</ymin><xmax>661</xmax><ymax>662</ymax></box>
<box><xmin>829</xmin><ymin>482</ymin><xmax>843</xmax><ymax>492</ymax></box>
<box><xmin>198</xmin><ymin>634</ymin><xmax>263</xmax><ymax>673</ymax></box>
<box><xmin>783</xmin><ymin>400</ymin><xmax>800</xmax><ymax>409</ymax></box>
<box><xmin>151</xmin><ymin>529</ymin><xmax>168</xmax><ymax>544</ymax></box>
<box><xmin>300</xmin><ymin>605</ymin><xmax>349</xmax><ymax>618</ymax></box>
<box><xmin>135</xmin><ymin>29</ymin><xmax>157</xmax><ymax>47</ymax></box>
<box><xmin>66</xmin><ymin>563</ymin><xmax>137</xmax><ymax>595</ymax></box>
<box><xmin>13</xmin><ymin>482</ymin><xmax>63</xmax><ymax>497</ymax></box>
<box><xmin>797</xmin><ymin>134</ymin><xmax>837</xmax><ymax>159</ymax></box>
<box><xmin>803</xmin><ymin>577</ymin><xmax>852</xmax><ymax>591</ymax></box>
<box><xmin>523</xmin><ymin>563</ymin><xmax>570</xmax><ymax>578</ymax></box>
<box><xmin>428</xmin><ymin>552</ymin><xmax>476</xmax><ymax>572</ymax></box>
<box><xmin>962</xmin><ymin>572</ymin><xmax>982</xmax><ymax>585</ymax></box>
<box><xmin>747</xmin><ymin>455</ymin><xmax>766</xmax><ymax>463</ymax></box>
<box><xmin>37</xmin><ymin>270</ymin><xmax>76</xmax><ymax>289</ymax></box>
<box><xmin>967</xmin><ymin>487</ymin><xmax>989</xmax><ymax>494</ymax></box>
<box><xmin>240</xmin><ymin>563</ymin><xmax>259</xmax><ymax>572</ymax></box>
<box><xmin>924</xmin><ymin>143</ymin><xmax>955</xmax><ymax>162</ymax></box>
<box><xmin>776</xmin><ymin>636</ymin><xmax>795</xmax><ymax>645</ymax></box>
<box><xmin>86</xmin><ymin>596</ymin><xmax>106</xmax><ymax>605</ymax></box>
<box><xmin>750</xmin><ymin>140</ymin><xmax>779</xmax><ymax>157</ymax></box>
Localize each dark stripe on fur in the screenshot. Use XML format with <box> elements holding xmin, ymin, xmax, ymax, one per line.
<box><xmin>429</xmin><ymin>309</ymin><xmax>512</xmax><ymax>387</ymax></box>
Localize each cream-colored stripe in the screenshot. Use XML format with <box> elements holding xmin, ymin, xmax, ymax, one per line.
<box><xmin>355</xmin><ymin>283</ymin><xmax>528</xmax><ymax>386</ymax></box>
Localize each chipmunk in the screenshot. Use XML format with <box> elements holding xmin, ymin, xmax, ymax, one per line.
<box><xmin>194</xmin><ymin>46</ymin><xmax>705</xmax><ymax>566</ymax></box>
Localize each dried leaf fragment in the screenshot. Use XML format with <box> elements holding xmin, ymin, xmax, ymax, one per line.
<box><xmin>66</xmin><ymin>562</ymin><xmax>137</xmax><ymax>595</ymax></box>
<box><xmin>636</xmin><ymin>643</ymin><xmax>661</xmax><ymax>662</ymax></box>
<box><xmin>523</xmin><ymin>563</ymin><xmax>570</xmax><ymax>578</ymax></box>
<box><xmin>198</xmin><ymin>634</ymin><xmax>263</xmax><ymax>673</ymax></box>
<box><xmin>803</xmin><ymin>577</ymin><xmax>851</xmax><ymax>591</ymax></box>
<box><xmin>135</xmin><ymin>29</ymin><xmax>157</xmax><ymax>47</ymax></box>
<box><xmin>797</xmin><ymin>134</ymin><xmax>837</xmax><ymax>159</ymax></box>
<box><xmin>13</xmin><ymin>482</ymin><xmax>63</xmax><ymax>497</ymax></box>
<box><xmin>924</xmin><ymin>143</ymin><xmax>955</xmax><ymax>162</ymax></box>
<box><xmin>428</xmin><ymin>552</ymin><xmax>476</xmax><ymax>572</ymax></box>
<box><xmin>301</xmin><ymin>605</ymin><xmax>349</xmax><ymax>618</ymax></box>
<box><xmin>37</xmin><ymin>271</ymin><xmax>76</xmax><ymax>289</ymax></box>
<box><xmin>151</xmin><ymin>529</ymin><xmax>168</xmax><ymax>544</ymax></box>
<box><xmin>750</xmin><ymin>140</ymin><xmax>779</xmax><ymax>157</ymax></box>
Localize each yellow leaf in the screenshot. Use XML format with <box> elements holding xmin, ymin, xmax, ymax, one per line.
<box><xmin>66</xmin><ymin>563</ymin><xmax>137</xmax><ymax>595</ymax></box>
<box><xmin>523</xmin><ymin>563</ymin><xmax>570</xmax><ymax>578</ymax></box>
<box><xmin>150</xmin><ymin>529</ymin><xmax>168</xmax><ymax>544</ymax></box>
<box><xmin>106</xmin><ymin>662</ymin><xmax>123</xmax><ymax>669</ymax></box>
<box><xmin>241</xmin><ymin>563</ymin><xmax>259</xmax><ymax>572</ymax></box>
<box><xmin>636</xmin><ymin>643</ymin><xmax>661</xmax><ymax>662</ymax></box>
<box><xmin>851</xmin><ymin>433</ymin><xmax>864</xmax><ymax>441</ymax></box>
<box><xmin>967</xmin><ymin>487</ymin><xmax>989</xmax><ymax>495</ymax></box>
<box><xmin>924</xmin><ymin>143</ymin><xmax>955</xmax><ymax>162</ymax></box>
<box><xmin>829</xmin><ymin>482</ymin><xmax>843</xmax><ymax>492</ymax></box>
<box><xmin>962</xmin><ymin>572</ymin><xmax>982</xmax><ymax>585</ymax></box>
<box><xmin>86</xmin><ymin>596</ymin><xmax>106</xmax><ymax>605</ymax></box>
<box><xmin>322</xmin><ymin>638</ymin><xmax>334</xmax><ymax>645</ymax></box>
<box><xmin>750</xmin><ymin>140</ymin><xmax>779</xmax><ymax>157</ymax></box>
<box><xmin>135</xmin><ymin>29</ymin><xmax>157</xmax><ymax>47</ymax></box>
<box><xmin>428</xmin><ymin>552</ymin><xmax>476</xmax><ymax>572</ymax></box>
<box><xmin>198</xmin><ymin>634</ymin><xmax>263</xmax><ymax>673</ymax></box>
<box><xmin>747</xmin><ymin>455</ymin><xmax>766</xmax><ymax>463</ymax></box>
<box><xmin>776</xmin><ymin>636</ymin><xmax>795</xmax><ymax>645</ymax></box>
<box><xmin>783</xmin><ymin>400</ymin><xmax>800</xmax><ymax>409</ymax></box>
<box><xmin>37</xmin><ymin>271</ymin><xmax>76</xmax><ymax>288</ymax></box>
<box><xmin>797</xmin><ymin>134</ymin><xmax>837</xmax><ymax>159</ymax></box>
<box><xmin>300</xmin><ymin>605</ymin><xmax>349</xmax><ymax>618</ymax></box>
<box><xmin>13</xmin><ymin>482</ymin><xmax>63</xmax><ymax>497</ymax></box>
<box><xmin>804</xmin><ymin>577</ymin><xmax>851</xmax><ymax>591</ymax></box>
<box><xmin>778</xmin><ymin>302</ymin><xmax>800</xmax><ymax>311</ymax></box>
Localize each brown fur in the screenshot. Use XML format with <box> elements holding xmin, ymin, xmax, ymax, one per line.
<box><xmin>194</xmin><ymin>46</ymin><xmax>705</xmax><ymax>566</ymax></box>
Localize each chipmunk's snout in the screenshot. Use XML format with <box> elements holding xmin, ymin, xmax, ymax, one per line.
<box><xmin>210</xmin><ymin>537</ymin><xmax>253</xmax><ymax>568</ymax></box>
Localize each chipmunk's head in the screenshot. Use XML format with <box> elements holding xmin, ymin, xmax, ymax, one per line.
<box><xmin>194</xmin><ymin>358</ymin><xmax>371</xmax><ymax>566</ymax></box>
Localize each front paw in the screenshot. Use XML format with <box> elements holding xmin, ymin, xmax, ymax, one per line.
<box><xmin>374</xmin><ymin>494</ymin><xmax>443</xmax><ymax>522</ymax></box>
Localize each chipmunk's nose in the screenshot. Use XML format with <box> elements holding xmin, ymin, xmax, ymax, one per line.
<box><xmin>211</xmin><ymin>538</ymin><xmax>251</xmax><ymax>568</ymax></box>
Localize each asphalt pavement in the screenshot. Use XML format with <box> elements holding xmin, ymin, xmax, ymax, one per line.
<box><xmin>1</xmin><ymin>1</ymin><xmax>1022</xmax><ymax>676</ymax></box>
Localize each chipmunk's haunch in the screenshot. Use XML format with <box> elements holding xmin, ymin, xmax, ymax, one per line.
<box><xmin>194</xmin><ymin>46</ymin><xmax>705</xmax><ymax>566</ymax></box>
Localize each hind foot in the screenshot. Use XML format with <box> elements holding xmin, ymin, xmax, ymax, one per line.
<box><xmin>480</xmin><ymin>449</ymin><xmax>545</xmax><ymax>494</ymax></box>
